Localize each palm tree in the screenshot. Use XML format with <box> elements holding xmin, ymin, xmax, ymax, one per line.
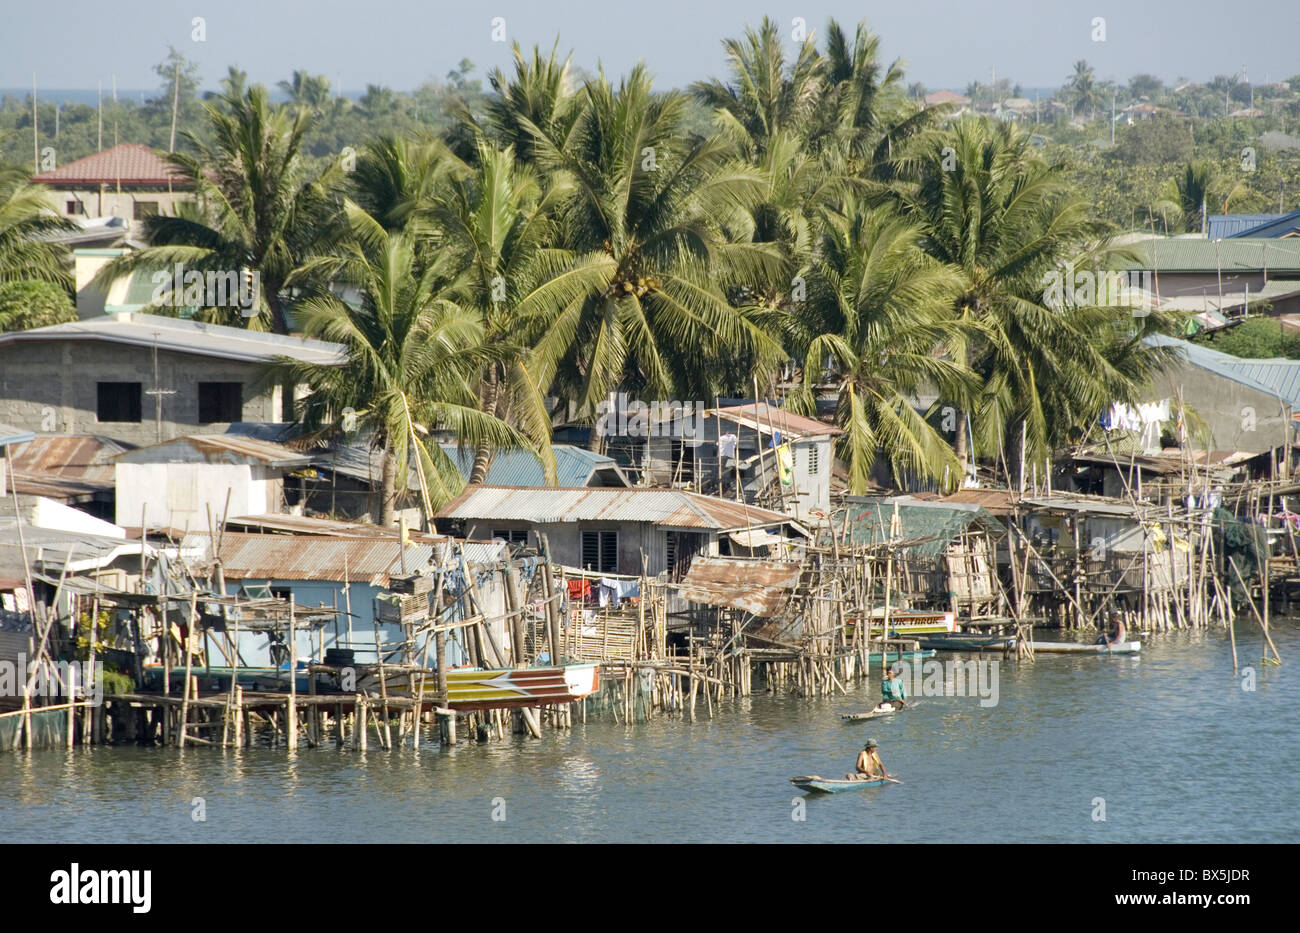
<box><xmin>457</xmin><ymin>41</ymin><xmax>580</xmax><ymax>169</ymax></box>
<box><xmin>1156</xmin><ymin>160</ymin><xmax>1249</xmax><ymax>233</ymax></box>
<box><xmin>897</xmin><ymin>118</ymin><xmax>1157</xmax><ymax>477</ymax></box>
<box><xmin>691</xmin><ymin>16</ymin><xmax>824</xmax><ymax>158</ymax></box>
<box><xmin>276</xmin><ymin>201</ymin><xmax>531</xmax><ymax>523</ymax></box>
<box><xmin>0</xmin><ymin>162</ymin><xmax>76</xmax><ymax>289</ymax></box>
<box><xmin>421</xmin><ymin>141</ymin><xmax>561</xmax><ymax>483</ymax></box>
<box><xmin>1066</xmin><ymin>60</ymin><xmax>1099</xmax><ymax>120</ymax></box>
<box><xmin>95</xmin><ymin>85</ymin><xmax>339</xmax><ymax>333</ymax></box>
<box><xmin>278</xmin><ymin>71</ymin><xmax>331</xmax><ymax>114</ymax></box>
<box><xmin>786</xmin><ymin>202</ymin><xmax>971</xmax><ymax>490</ymax></box>
<box><xmin>516</xmin><ymin>66</ymin><xmax>784</xmax><ymax>430</ymax></box>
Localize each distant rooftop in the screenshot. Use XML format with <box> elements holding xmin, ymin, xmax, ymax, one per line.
<box><xmin>0</xmin><ymin>312</ymin><xmax>347</xmax><ymax>366</ymax></box>
<box><xmin>711</xmin><ymin>402</ymin><xmax>843</xmax><ymax>438</ymax></box>
<box><xmin>30</xmin><ymin>143</ymin><xmax>188</xmax><ymax>187</ymax></box>
<box><xmin>1125</xmin><ymin>238</ymin><xmax>1300</xmax><ymax>274</ymax></box>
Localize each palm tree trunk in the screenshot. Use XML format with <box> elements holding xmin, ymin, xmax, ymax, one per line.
<box><xmin>380</xmin><ymin>444</ymin><xmax>398</xmax><ymax>527</ymax></box>
<box><xmin>469</xmin><ymin>368</ymin><xmax>502</xmax><ymax>484</ymax></box>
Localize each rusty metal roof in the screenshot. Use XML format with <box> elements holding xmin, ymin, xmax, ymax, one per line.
<box><xmin>117</xmin><ymin>434</ymin><xmax>315</xmax><ymax>468</ymax></box>
<box><xmin>710</xmin><ymin>403</ymin><xmax>843</xmax><ymax>438</ymax></box>
<box><xmin>677</xmin><ymin>557</ymin><xmax>803</xmax><ymax>617</ymax></box>
<box><xmin>437</xmin><ymin>486</ymin><xmax>807</xmax><ymax>534</ymax></box>
<box><xmin>190</xmin><ymin>532</ymin><xmax>442</xmax><ymax>586</ymax></box>
<box><xmin>7</xmin><ymin>434</ymin><xmax>127</xmax><ymax>484</ymax></box>
<box><xmin>184</xmin><ymin>531</ymin><xmax>508</xmax><ymax>585</ymax></box>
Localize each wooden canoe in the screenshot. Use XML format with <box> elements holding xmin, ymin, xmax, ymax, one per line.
<box><xmin>791</xmin><ymin>775</ymin><xmax>900</xmax><ymax>794</ymax></box>
<box><xmin>840</xmin><ymin>700</ymin><xmax>919</xmax><ymax>722</ymax></box>
<box><xmin>1030</xmin><ymin>640</ymin><xmax>1142</xmax><ymax>655</ymax></box>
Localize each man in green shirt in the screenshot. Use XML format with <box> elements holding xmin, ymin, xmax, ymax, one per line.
<box><xmin>880</xmin><ymin>665</ymin><xmax>907</xmax><ymax>709</ymax></box>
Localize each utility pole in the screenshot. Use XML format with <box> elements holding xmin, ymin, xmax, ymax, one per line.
<box><xmin>31</xmin><ymin>73</ymin><xmax>37</xmax><ymax>173</ymax></box>
<box><xmin>145</xmin><ymin>335</ymin><xmax>177</xmax><ymax>444</ymax></box>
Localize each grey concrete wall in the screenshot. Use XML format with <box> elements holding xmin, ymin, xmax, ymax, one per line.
<box><xmin>0</xmin><ymin>340</ymin><xmax>282</xmax><ymax>446</ymax></box>
<box><xmin>1148</xmin><ymin>362</ymin><xmax>1291</xmax><ymax>452</ymax></box>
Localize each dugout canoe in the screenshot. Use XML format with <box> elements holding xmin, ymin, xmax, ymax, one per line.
<box><xmin>1030</xmin><ymin>640</ymin><xmax>1141</xmax><ymax>655</ymax></box>
<box><xmin>790</xmin><ymin>775</ymin><xmax>901</xmax><ymax>794</ymax></box>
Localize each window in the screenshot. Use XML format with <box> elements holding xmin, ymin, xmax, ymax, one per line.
<box><xmin>581</xmin><ymin>530</ymin><xmax>618</xmax><ymax>573</ymax></box>
<box><xmin>133</xmin><ymin>201</ymin><xmax>159</xmax><ymax>220</ymax></box>
<box><xmin>492</xmin><ymin>529</ymin><xmax>528</xmax><ymax>545</ymax></box>
<box><xmin>66</xmin><ymin>200</ymin><xmax>84</xmax><ymax>215</ymax></box>
<box><xmin>808</xmin><ymin>445</ymin><xmax>820</xmax><ymax>475</ymax></box>
<box><xmin>96</xmin><ymin>382</ymin><xmax>142</xmax><ymax>422</ymax></box>
<box><xmin>198</xmin><ymin>382</ymin><xmax>242</xmax><ymax>424</ymax></box>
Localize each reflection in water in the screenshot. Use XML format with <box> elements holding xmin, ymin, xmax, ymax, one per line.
<box><xmin>1</xmin><ymin>629</ymin><xmax>1296</xmax><ymax>843</ymax></box>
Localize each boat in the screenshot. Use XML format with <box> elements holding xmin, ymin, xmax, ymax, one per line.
<box><xmin>443</xmin><ymin>663</ymin><xmax>600</xmax><ymax>710</ymax></box>
<box><xmin>790</xmin><ymin>775</ymin><xmax>901</xmax><ymax>794</ymax></box>
<box><xmin>1030</xmin><ymin>640</ymin><xmax>1141</xmax><ymax>655</ymax></box>
<box><xmin>866</xmin><ymin>649</ymin><xmax>936</xmax><ymax>663</ymax></box>
<box><xmin>851</xmin><ymin>609</ymin><xmax>956</xmax><ymax>635</ymax></box>
<box><xmin>841</xmin><ymin>700</ymin><xmax>920</xmax><ymax>722</ymax></box>
<box><xmin>917</xmin><ymin>633</ymin><xmax>1016</xmax><ymax>651</ymax></box>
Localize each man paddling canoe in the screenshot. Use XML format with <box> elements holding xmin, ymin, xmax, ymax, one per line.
<box><xmin>1096</xmin><ymin>610</ymin><xmax>1127</xmax><ymax>649</ymax></box>
<box><xmin>848</xmin><ymin>738</ymin><xmax>888</xmax><ymax>780</ymax></box>
<box><xmin>880</xmin><ymin>665</ymin><xmax>908</xmax><ymax>709</ymax></box>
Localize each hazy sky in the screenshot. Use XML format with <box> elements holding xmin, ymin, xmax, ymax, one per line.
<box><xmin>2</xmin><ymin>0</ymin><xmax>1297</xmax><ymax>93</ymax></box>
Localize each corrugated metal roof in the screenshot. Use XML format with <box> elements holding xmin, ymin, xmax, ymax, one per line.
<box><xmin>0</xmin><ymin>423</ymin><xmax>35</xmax><ymax>447</ymax></box>
<box><xmin>117</xmin><ymin>434</ymin><xmax>315</xmax><ymax>467</ymax></box>
<box><xmin>677</xmin><ymin>557</ymin><xmax>802</xmax><ymax>616</ymax></box>
<box><xmin>438</xmin><ymin>486</ymin><xmax>805</xmax><ymax>534</ymax></box>
<box><xmin>185</xmin><ymin>532</ymin><xmax>506</xmax><ymax>585</ymax></box>
<box><xmin>6</xmin><ymin>435</ymin><xmax>127</xmax><ymax>484</ymax></box>
<box><xmin>1228</xmin><ymin>208</ymin><xmax>1300</xmax><ymax>239</ymax></box>
<box><xmin>1206</xmin><ymin>214</ymin><xmax>1287</xmax><ymax>239</ymax></box>
<box><xmin>439</xmin><ymin>444</ymin><xmax>628</xmax><ymax>487</ymax></box>
<box><xmin>1125</xmin><ymin>238</ymin><xmax>1300</xmax><ymax>273</ymax></box>
<box><xmin>0</xmin><ymin>312</ymin><xmax>347</xmax><ymax>366</ymax></box>
<box><xmin>194</xmin><ymin>532</ymin><xmax>441</xmax><ymax>585</ymax></box>
<box><xmin>711</xmin><ymin>403</ymin><xmax>844</xmax><ymax>438</ymax></box>
<box><xmin>1145</xmin><ymin>334</ymin><xmax>1300</xmax><ymax>408</ymax></box>
<box><xmin>225</xmin><ymin>513</ymin><xmax>444</xmax><ymax>543</ymax></box>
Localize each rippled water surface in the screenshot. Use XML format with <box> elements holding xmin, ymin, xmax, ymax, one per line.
<box><xmin>2</xmin><ymin>627</ymin><xmax>1297</xmax><ymax>843</ymax></box>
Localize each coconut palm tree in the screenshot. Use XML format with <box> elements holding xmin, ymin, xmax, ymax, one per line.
<box><xmin>691</xmin><ymin>16</ymin><xmax>824</xmax><ymax>159</ymax></box>
<box><xmin>275</xmin><ymin>201</ymin><xmax>531</xmax><ymax>523</ymax></box>
<box><xmin>515</xmin><ymin>66</ymin><xmax>785</xmax><ymax>430</ymax></box>
<box><xmin>94</xmin><ymin>85</ymin><xmax>339</xmax><ymax>333</ymax></box>
<box><xmin>1065</xmin><ymin>60</ymin><xmax>1099</xmax><ymax>120</ymax></box>
<box><xmin>1154</xmin><ymin>160</ymin><xmax>1250</xmax><ymax>233</ymax></box>
<box><xmin>897</xmin><ymin>117</ymin><xmax>1162</xmax><ymax>477</ymax></box>
<box><xmin>456</xmin><ymin>41</ymin><xmax>580</xmax><ymax>170</ymax></box>
<box><xmin>0</xmin><ymin>162</ymin><xmax>77</xmax><ymax>289</ymax></box>
<box><xmin>786</xmin><ymin>201</ymin><xmax>972</xmax><ymax>490</ymax></box>
<box><xmin>278</xmin><ymin>71</ymin><xmax>332</xmax><ymax>114</ymax></box>
<box><xmin>421</xmin><ymin>141</ymin><xmax>562</xmax><ymax>483</ymax></box>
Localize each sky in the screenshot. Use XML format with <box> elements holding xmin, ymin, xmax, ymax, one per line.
<box><xmin>1</xmin><ymin>0</ymin><xmax>1297</xmax><ymax>95</ymax></box>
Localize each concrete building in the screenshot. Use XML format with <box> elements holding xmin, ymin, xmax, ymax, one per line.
<box><xmin>30</xmin><ymin>143</ymin><xmax>192</xmax><ymax>220</ymax></box>
<box><xmin>0</xmin><ymin>313</ymin><xmax>345</xmax><ymax>447</ymax></box>
<box><xmin>1139</xmin><ymin>335</ymin><xmax>1300</xmax><ymax>460</ymax></box>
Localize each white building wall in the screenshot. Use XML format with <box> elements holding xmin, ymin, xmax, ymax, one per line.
<box><xmin>116</xmin><ymin>462</ymin><xmax>258</xmax><ymax>529</ymax></box>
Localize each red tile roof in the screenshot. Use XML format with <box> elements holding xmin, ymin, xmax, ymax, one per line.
<box><xmin>30</xmin><ymin>143</ymin><xmax>189</xmax><ymax>187</ymax></box>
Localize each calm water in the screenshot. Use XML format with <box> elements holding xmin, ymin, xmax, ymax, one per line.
<box><xmin>2</xmin><ymin>626</ymin><xmax>1296</xmax><ymax>843</ymax></box>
